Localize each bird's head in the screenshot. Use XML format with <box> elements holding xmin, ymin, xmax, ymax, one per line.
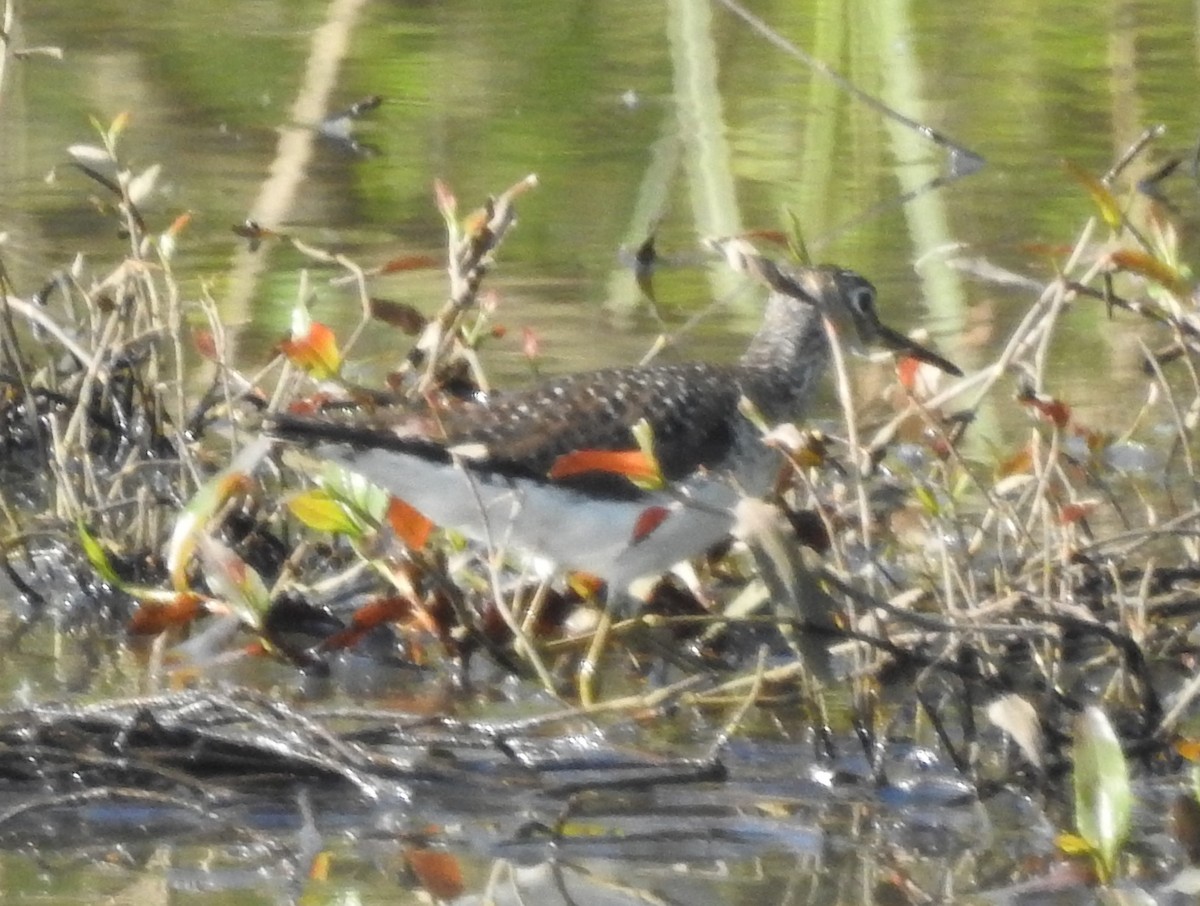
<box><xmin>785</xmin><ymin>265</ymin><xmax>962</xmax><ymax>377</ymax></box>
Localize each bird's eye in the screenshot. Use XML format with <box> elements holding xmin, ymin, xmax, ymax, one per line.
<box><xmin>849</xmin><ymin>284</ymin><xmax>875</xmax><ymax>317</ymax></box>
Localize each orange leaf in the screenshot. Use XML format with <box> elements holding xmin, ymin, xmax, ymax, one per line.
<box><xmin>352</xmin><ymin>596</ymin><xmax>414</xmax><ymax>631</ymax></box>
<box><xmin>1063</xmin><ymin>160</ymin><xmax>1122</xmax><ymax>230</ymax></box>
<box><xmin>280</xmin><ymin>321</ymin><xmax>341</xmax><ymax>379</ymax></box>
<box><xmin>1109</xmin><ymin>248</ymin><xmax>1189</xmax><ymax>296</ymax></box>
<box><xmin>896</xmin><ymin>356</ymin><xmax>922</xmax><ymax>391</ymax></box>
<box><xmin>1176</xmin><ymin>739</ymin><xmax>1200</xmax><ymax>762</ymax></box>
<box><xmin>567</xmin><ymin>572</ymin><xmax>605</xmax><ymax>599</ymax></box>
<box><xmin>996</xmin><ymin>446</ymin><xmax>1034</xmax><ymax>478</ymax></box>
<box><xmin>1019</xmin><ymin>242</ymin><xmax>1075</xmax><ymax>258</ymax></box>
<box><xmin>1078</xmin><ymin>427</ymin><xmax>1111</xmax><ymax>454</ymax></box>
<box><xmin>405</xmin><ymin>848</ymin><xmax>464</xmax><ymax>899</ymax></box>
<box><xmin>1058</xmin><ymin>501</ymin><xmax>1097</xmax><ymax>525</ymax></box>
<box><xmin>549</xmin><ymin>449</ymin><xmax>658</xmax><ymax>484</ymax></box>
<box><xmin>461</xmin><ymin>207</ymin><xmax>488</xmax><ymax>238</ymax></box>
<box><xmin>308</xmin><ymin>851</ymin><xmax>331</xmax><ymax>882</ymax></box>
<box><xmin>166</xmin><ymin>210</ymin><xmax>192</xmax><ymax>238</ymax></box>
<box><xmin>127</xmin><ymin>593</ymin><xmax>207</xmax><ymax>635</ymax></box>
<box><xmin>387</xmin><ymin>497</ymin><xmax>433</xmax><ymax>550</ymax></box>
<box><xmin>378</xmin><ymin>253</ymin><xmax>440</xmax><ymax>275</ymax></box>
<box><xmin>739</xmin><ymin>228</ymin><xmax>790</xmax><ymax>247</ymax></box>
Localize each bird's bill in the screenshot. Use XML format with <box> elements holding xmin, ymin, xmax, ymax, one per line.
<box><xmin>873</xmin><ymin>323</ymin><xmax>962</xmax><ymax>377</ymax></box>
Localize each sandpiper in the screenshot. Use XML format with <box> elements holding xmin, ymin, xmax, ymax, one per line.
<box><xmin>269</xmin><ymin>245</ymin><xmax>960</xmax><ymax>596</ymax></box>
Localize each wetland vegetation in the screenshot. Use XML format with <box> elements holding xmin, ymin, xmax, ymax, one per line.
<box><xmin>4</xmin><ymin>1</ymin><xmax>1200</xmax><ymax>903</ymax></box>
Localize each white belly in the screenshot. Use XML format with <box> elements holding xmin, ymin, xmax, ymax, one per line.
<box><xmin>318</xmin><ymin>444</ymin><xmax>742</xmax><ymax>588</ymax></box>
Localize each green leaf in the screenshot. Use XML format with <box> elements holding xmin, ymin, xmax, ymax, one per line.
<box><xmin>287</xmin><ymin>488</ymin><xmax>364</xmax><ymax>537</ymax></box>
<box><xmin>1056</xmin><ymin>832</ymin><xmax>1096</xmax><ymax>857</ymax></box>
<box><xmin>1074</xmin><ymin>705</ymin><xmax>1132</xmax><ymax>884</ymax></box>
<box><xmin>628</xmin><ymin>418</ymin><xmax>666</xmax><ymax>491</ymax></box>
<box><xmin>913</xmin><ymin>484</ymin><xmax>939</xmax><ymax>517</ymax></box>
<box><xmin>196</xmin><ymin>535</ymin><xmax>271</xmax><ymax>630</ymax></box>
<box><xmin>107</xmin><ymin>111</ymin><xmax>130</xmax><ymax>148</ymax></box>
<box><xmin>737</xmin><ymin>395</ymin><xmax>770</xmax><ymax>434</ymax></box>
<box><xmin>77</xmin><ymin>520</ymin><xmax>122</xmax><ymax>587</ymax></box>
<box><xmin>782</xmin><ymin>207</ymin><xmax>811</xmax><ymax>265</ymax></box>
<box><xmin>319</xmin><ymin>462</ymin><xmax>391</xmax><ymax>523</ymax></box>
<box><xmin>166</xmin><ymin>470</ymin><xmax>252</xmax><ymax>590</ymax></box>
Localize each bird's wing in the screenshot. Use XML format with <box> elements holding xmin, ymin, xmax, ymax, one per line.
<box><xmin>269</xmin><ymin>362</ymin><xmax>744</xmax><ymax>484</ymax></box>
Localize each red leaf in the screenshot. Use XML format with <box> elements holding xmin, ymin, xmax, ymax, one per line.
<box><xmin>192</xmin><ymin>328</ymin><xmax>218</xmax><ymax>360</ymax></box>
<box><xmin>1018</xmin><ymin>389</ymin><xmax>1071</xmax><ymax>429</ymax></box>
<box><xmin>896</xmin><ymin>354</ymin><xmax>951</xmax><ymax>398</ymax></box>
<box><xmin>321</xmin><ymin>596</ymin><xmax>416</xmax><ymax>652</ymax></box>
<box><xmin>285</xmin><ymin>391</ymin><xmax>337</xmax><ymax>416</ymax></box>
<box><xmin>631</xmin><ymin>505</ymin><xmax>670</xmax><ymax>544</ymax></box>
<box><xmin>739</xmin><ymin>228</ymin><xmax>790</xmax><ymax>247</ymax></box>
<box><xmin>1058</xmin><ymin>501</ymin><xmax>1097</xmax><ymax>525</ymax></box>
<box><xmin>351</xmin><ymin>596</ymin><xmax>414</xmax><ymax>630</ymax></box>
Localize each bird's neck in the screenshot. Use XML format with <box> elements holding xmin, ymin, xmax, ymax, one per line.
<box><xmin>736</xmin><ymin>292</ymin><xmax>829</xmax><ymax>424</ymax></box>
